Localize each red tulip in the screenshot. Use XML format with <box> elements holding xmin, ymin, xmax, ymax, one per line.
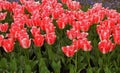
<box><xmin>66</xmin><ymin>1</ymin><xmax>81</xmax><ymax>10</ymax></box>
<box><xmin>97</xmin><ymin>25</ymin><xmax>111</xmax><ymax>40</ymax></box>
<box><xmin>9</xmin><ymin>23</ymin><xmax>21</xmax><ymax>39</ymax></box>
<box><xmin>66</xmin><ymin>28</ymin><xmax>80</xmax><ymax>40</ymax></box>
<box><xmin>2</xmin><ymin>38</ymin><xmax>14</xmax><ymax>53</ymax></box>
<box><xmin>80</xmin><ymin>20</ymin><xmax>91</xmax><ymax>32</ymax></box>
<box><xmin>45</xmin><ymin>32</ymin><xmax>56</xmax><ymax>45</ymax></box>
<box><xmin>0</xmin><ymin>23</ymin><xmax>8</xmax><ymax>32</ymax></box>
<box><xmin>52</xmin><ymin>8</ymin><xmax>64</xmax><ymax>19</ymax></box>
<box><xmin>0</xmin><ymin>12</ymin><xmax>7</xmax><ymax>20</ymax></box>
<box><xmin>72</xmin><ymin>39</ymin><xmax>81</xmax><ymax>50</ymax></box>
<box><xmin>26</xmin><ymin>19</ymin><xmax>33</xmax><ymax>27</ymax></box>
<box><xmin>33</xmin><ymin>34</ymin><xmax>44</xmax><ymax>47</ymax></box>
<box><xmin>39</xmin><ymin>17</ymin><xmax>52</xmax><ymax>30</ymax></box>
<box><xmin>100</xmin><ymin>19</ymin><xmax>115</xmax><ymax>32</ymax></box>
<box><xmin>1</xmin><ymin>1</ymin><xmax>12</xmax><ymax>11</ymax></box>
<box><xmin>0</xmin><ymin>35</ymin><xmax>4</xmax><ymax>47</ymax></box>
<box><xmin>73</xmin><ymin>20</ymin><xmax>91</xmax><ymax>32</ymax></box>
<box><xmin>91</xmin><ymin>14</ymin><xmax>100</xmax><ymax>23</ymax></box>
<box><xmin>77</xmin><ymin>32</ymin><xmax>88</xmax><ymax>39</ymax></box>
<box><xmin>72</xmin><ymin>21</ymin><xmax>81</xmax><ymax>30</ymax></box>
<box><xmin>57</xmin><ymin>17</ymin><xmax>67</xmax><ymax>29</ymax></box>
<box><xmin>61</xmin><ymin>0</ymin><xmax>68</xmax><ymax>4</ymax></box>
<box><xmin>30</xmin><ymin>26</ymin><xmax>40</xmax><ymax>37</ymax></box>
<box><xmin>112</xmin><ymin>24</ymin><xmax>120</xmax><ymax>45</ymax></box>
<box><xmin>19</xmin><ymin>38</ymin><xmax>31</xmax><ymax>49</ymax></box>
<box><xmin>72</xmin><ymin>38</ymin><xmax>92</xmax><ymax>51</ymax></box>
<box><xmin>98</xmin><ymin>40</ymin><xmax>115</xmax><ymax>54</ymax></box>
<box><xmin>44</xmin><ymin>23</ymin><xmax>55</xmax><ymax>34</ymax></box>
<box><xmin>80</xmin><ymin>38</ymin><xmax>92</xmax><ymax>51</ymax></box>
<box><xmin>62</xmin><ymin>45</ymin><xmax>76</xmax><ymax>57</ymax></box>
<box><xmin>17</xmin><ymin>29</ymin><xmax>29</xmax><ymax>40</ymax></box>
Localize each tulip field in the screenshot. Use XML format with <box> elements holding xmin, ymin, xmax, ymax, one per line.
<box><xmin>0</xmin><ymin>0</ymin><xmax>120</xmax><ymax>73</ymax></box>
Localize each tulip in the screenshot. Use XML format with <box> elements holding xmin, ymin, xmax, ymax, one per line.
<box><xmin>0</xmin><ymin>12</ymin><xmax>7</xmax><ymax>20</ymax></box>
<box><xmin>33</xmin><ymin>34</ymin><xmax>44</xmax><ymax>47</ymax></box>
<box><xmin>45</xmin><ymin>32</ymin><xmax>56</xmax><ymax>45</ymax></box>
<box><xmin>98</xmin><ymin>40</ymin><xmax>115</xmax><ymax>54</ymax></box>
<box><xmin>2</xmin><ymin>38</ymin><xmax>14</xmax><ymax>52</ymax></box>
<box><xmin>0</xmin><ymin>23</ymin><xmax>8</xmax><ymax>32</ymax></box>
<box><xmin>62</xmin><ymin>45</ymin><xmax>76</xmax><ymax>57</ymax></box>
<box><xmin>19</xmin><ymin>38</ymin><xmax>31</xmax><ymax>49</ymax></box>
<box><xmin>30</xmin><ymin>26</ymin><xmax>40</xmax><ymax>37</ymax></box>
<box><xmin>0</xmin><ymin>35</ymin><xmax>4</xmax><ymax>47</ymax></box>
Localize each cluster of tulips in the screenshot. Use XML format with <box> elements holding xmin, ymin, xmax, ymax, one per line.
<box><xmin>0</xmin><ymin>0</ymin><xmax>120</xmax><ymax>57</ymax></box>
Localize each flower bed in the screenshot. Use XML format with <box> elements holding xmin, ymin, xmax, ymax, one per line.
<box><xmin>0</xmin><ymin>0</ymin><xmax>120</xmax><ymax>72</ymax></box>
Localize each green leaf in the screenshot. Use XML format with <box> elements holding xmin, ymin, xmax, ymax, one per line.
<box><xmin>51</xmin><ymin>61</ymin><xmax>61</xmax><ymax>73</ymax></box>
<box><xmin>39</xmin><ymin>58</ymin><xmax>50</xmax><ymax>73</ymax></box>
<box><xmin>9</xmin><ymin>58</ymin><xmax>17</xmax><ymax>72</ymax></box>
<box><xmin>87</xmin><ymin>68</ymin><xmax>93</xmax><ymax>73</ymax></box>
<box><xmin>98</xmin><ymin>58</ymin><xmax>103</xmax><ymax>67</ymax></box>
<box><xmin>104</xmin><ymin>67</ymin><xmax>111</xmax><ymax>73</ymax></box>
<box><xmin>17</xmin><ymin>68</ymin><xmax>23</xmax><ymax>73</ymax></box>
<box><xmin>17</xmin><ymin>56</ymin><xmax>25</xmax><ymax>72</ymax></box>
<box><xmin>77</xmin><ymin>63</ymin><xmax>87</xmax><ymax>73</ymax></box>
<box><xmin>69</xmin><ymin>64</ymin><xmax>75</xmax><ymax>73</ymax></box>
<box><xmin>31</xmin><ymin>60</ymin><xmax>38</xmax><ymax>70</ymax></box>
<box><xmin>96</xmin><ymin>68</ymin><xmax>101</xmax><ymax>73</ymax></box>
<box><xmin>45</xmin><ymin>44</ymin><xmax>55</xmax><ymax>61</ymax></box>
<box><xmin>40</xmin><ymin>67</ymin><xmax>50</xmax><ymax>73</ymax></box>
<box><xmin>24</xmin><ymin>65</ymin><xmax>31</xmax><ymax>73</ymax></box>
<box><xmin>0</xmin><ymin>58</ymin><xmax>8</xmax><ymax>69</ymax></box>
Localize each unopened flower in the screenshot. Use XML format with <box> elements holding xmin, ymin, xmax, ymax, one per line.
<box><xmin>44</xmin><ymin>23</ymin><xmax>55</xmax><ymax>34</ymax></box>
<box><xmin>45</xmin><ymin>32</ymin><xmax>56</xmax><ymax>45</ymax></box>
<box><xmin>0</xmin><ymin>23</ymin><xmax>8</xmax><ymax>32</ymax></box>
<box><xmin>67</xmin><ymin>1</ymin><xmax>81</xmax><ymax>10</ymax></box>
<box><xmin>98</xmin><ymin>40</ymin><xmax>115</xmax><ymax>54</ymax></box>
<box><xmin>66</xmin><ymin>28</ymin><xmax>80</xmax><ymax>40</ymax></box>
<box><xmin>57</xmin><ymin>16</ymin><xmax>68</xmax><ymax>29</ymax></box>
<box><xmin>19</xmin><ymin>38</ymin><xmax>31</xmax><ymax>49</ymax></box>
<box><xmin>97</xmin><ymin>25</ymin><xmax>111</xmax><ymax>40</ymax></box>
<box><xmin>0</xmin><ymin>35</ymin><xmax>4</xmax><ymax>47</ymax></box>
<box><xmin>33</xmin><ymin>34</ymin><xmax>44</xmax><ymax>47</ymax></box>
<box><xmin>112</xmin><ymin>24</ymin><xmax>120</xmax><ymax>45</ymax></box>
<box><xmin>0</xmin><ymin>12</ymin><xmax>7</xmax><ymax>20</ymax></box>
<box><xmin>2</xmin><ymin>38</ymin><xmax>14</xmax><ymax>52</ymax></box>
<box><xmin>62</xmin><ymin>45</ymin><xmax>76</xmax><ymax>57</ymax></box>
<box><xmin>30</xmin><ymin>26</ymin><xmax>40</xmax><ymax>37</ymax></box>
<box><xmin>80</xmin><ymin>38</ymin><xmax>92</xmax><ymax>51</ymax></box>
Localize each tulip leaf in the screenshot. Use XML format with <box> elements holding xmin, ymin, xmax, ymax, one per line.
<box><xmin>9</xmin><ymin>58</ymin><xmax>17</xmax><ymax>72</ymax></box>
<box><xmin>0</xmin><ymin>58</ymin><xmax>8</xmax><ymax>70</ymax></box>
<box><xmin>69</xmin><ymin>64</ymin><xmax>75</xmax><ymax>73</ymax></box>
<box><xmin>24</xmin><ymin>64</ymin><xmax>31</xmax><ymax>73</ymax></box>
<box><xmin>98</xmin><ymin>58</ymin><xmax>103</xmax><ymax>67</ymax></box>
<box><xmin>39</xmin><ymin>58</ymin><xmax>50</xmax><ymax>73</ymax></box>
<box><xmin>87</xmin><ymin>68</ymin><xmax>93</xmax><ymax>73</ymax></box>
<box><xmin>104</xmin><ymin>67</ymin><xmax>111</xmax><ymax>73</ymax></box>
<box><xmin>51</xmin><ymin>61</ymin><xmax>61</xmax><ymax>73</ymax></box>
<box><xmin>96</xmin><ymin>68</ymin><xmax>101</xmax><ymax>73</ymax></box>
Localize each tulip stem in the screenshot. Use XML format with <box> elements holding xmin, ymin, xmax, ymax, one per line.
<box><xmin>75</xmin><ymin>52</ymin><xmax>78</xmax><ymax>73</ymax></box>
<box><xmin>24</xmin><ymin>49</ymin><xmax>29</xmax><ymax>59</ymax></box>
<box><xmin>86</xmin><ymin>52</ymin><xmax>91</xmax><ymax>67</ymax></box>
<box><xmin>102</xmin><ymin>54</ymin><xmax>106</xmax><ymax>67</ymax></box>
<box><xmin>34</xmin><ymin>45</ymin><xmax>42</xmax><ymax>59</ymax></box>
